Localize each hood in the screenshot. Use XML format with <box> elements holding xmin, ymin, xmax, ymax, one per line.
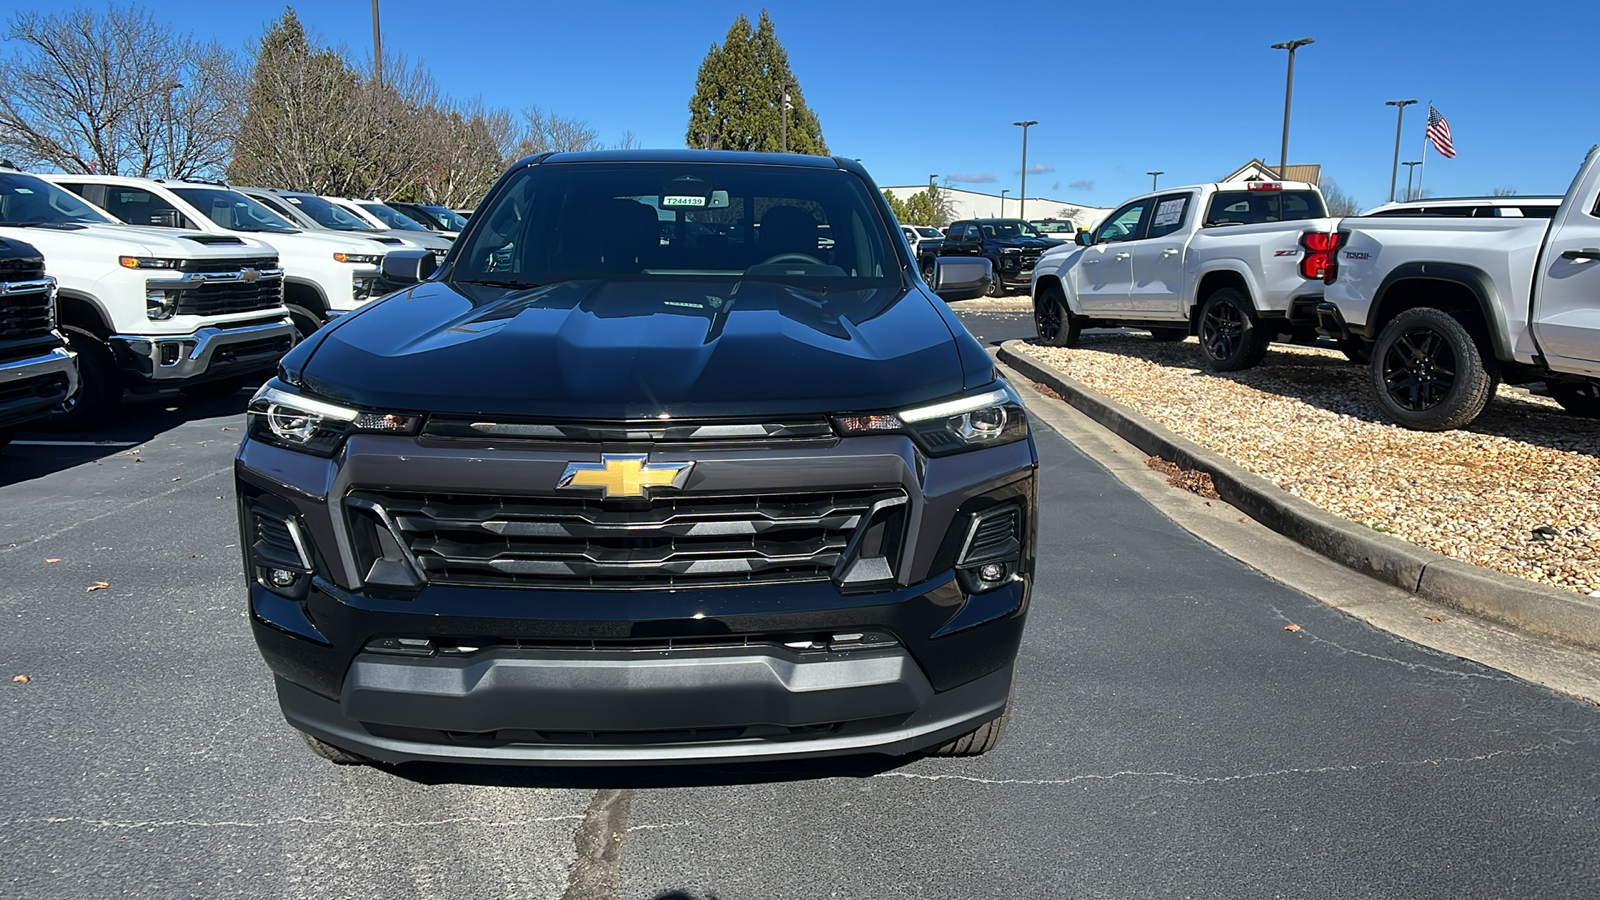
<box><xmin>260</xmin><ymin>229</ymin><xmax>389</xmax><ymax>254</ymax></box>
<box><xmin>292</xmin><ymin>278</ymin><xmax>971</xmax><ymax>419</ymax></box>
<box><xmin>0</xmin><ymin>223</ymin><xmax>275</xmax><ymax>259</ymax></box>
<box><xmin>993</xmin><ymin>236</ymin><xmax>1056</xmax><ymax>250</ymax></box>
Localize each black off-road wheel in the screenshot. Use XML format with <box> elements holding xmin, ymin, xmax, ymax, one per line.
<box><xmin>1549</xmin><ymin>381</ymin><xmax>1600</xmax><ymax>418</ymax></box>
<box><xmin>299</xmin><ymin>731</ymin><xmax>373</xmax><ymax>765</ymax></box>
<box><xmin>927</xmin><ymin>702</ymin><xmax>1011</xmax><ymax>757</ymax></box>
<box><xmin>1148</xmin><ymin>327</ymin><xmax>1188</xmax><ymax>342</ymax></box>
<box><xmin>921</xmin><ymin>258</ymin><xmax>936</xmax><ymax>284</ymax></box>
<box><xmin>984</xmin><ymin>274</ymin><xmax>1006</xmax><ymax>298</ymax></box>
<box><xmin>1370</xmin><ymin>307</ymin><xmax>1495</xmax><ymax>431</ymax></box>
<box><xmin>1034</xmin><ymin>285</ymin><xmax>1081</xmax><ymax>347</ymax></box>
<box><xmin>1197</xmin><ymin>288</ymin><xmax>1271</xmax><ymax>371</ymax></box>
<box><xmin>47</xmin><ymin>327</ymin><xmax>122</xmax><ymax>430</ymax></box>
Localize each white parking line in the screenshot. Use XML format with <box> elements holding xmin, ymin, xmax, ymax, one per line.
<box><xmin>9</xmin><ymin>440</ymin><xmax>141</xmax><ymax>447</ymax></box>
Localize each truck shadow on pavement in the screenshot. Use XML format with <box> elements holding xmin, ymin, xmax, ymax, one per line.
<box><xmin>1055</xmin><ymin>335</ymin><xmax>1600</xmax><ymax>458</ymax></box>
<box><xmin>0</xmin><ymin>387</ymin><xmax>256</xmax><ymax>487</ymax></box>
<box><xmin>384</xmin><ymin>752</ymin><xmax>909</xmax><ymax>790</ymax></box>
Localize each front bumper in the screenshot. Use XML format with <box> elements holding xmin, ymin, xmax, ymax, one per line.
<box><xmin>111</xmin><ymin>317</ymin><xmax>295</xmax><ymax>384</ymax></box>
<box><xmin>237</xmin><ymin>430</ymin><xmax>1037</xmax><ymax>764</ymax></box>
<box><xmin>0</xmin><ymin>345</ymin><xmax>77</xmax><ymax>430</ymax></box>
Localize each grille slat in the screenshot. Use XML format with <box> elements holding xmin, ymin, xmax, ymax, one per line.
<box><xmin>0</xmin><ymin>279</ymin><xmax>52</xmax><ymax>341</ymax></box>
<box><xmin>174</xmin><ymin>273</ymin><xmax>284</xmax><ymax>317</ymax></box>
<box><xmin>350</xmin><ymin>489</ymin><xmax>899</xmax><ymax>590</ymax></box>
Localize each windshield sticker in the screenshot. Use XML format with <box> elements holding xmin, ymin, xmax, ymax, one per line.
<box><xmin>662</xmin><ymin>195</ymin><xmax>707</xmax><ymax>208</ymax></box>
<box><xmin>1152</xmin><ymin>198</ymin><xmax>1186</xmax><ymax>228</ymax></box>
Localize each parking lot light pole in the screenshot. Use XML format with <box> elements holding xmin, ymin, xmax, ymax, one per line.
<box><xmin>1402</xmin><ymin>160</ymin><xmax>1422</xmax><ymax>202</ymax></box>
<box><xmin>1385</xmin><ymin>99</ymin><xmax>1418</xmax><ymax>201</ymax></box>
<box><xmin>1147</xmin><ymin>171</ymin><xmax>1163</xmax><ymax>191</ymax></box>
<box><xmin>1013</xmin><ymin>120</ymin><xmax>1037</xmax><ymax>220</ymax></box>
<box><xmin>1270</xmin><ymin>38</ymin><xmax>1314</xmax><ymax>180</ymax></box>
<box><xmin>1000</xmin><ymin>189</ymin><xmax>1009</xmax><ymax>217</ymax></box>
<box><xmin>371</xmin><ymin>0</ymin><xmax>383</xmax><ymax>88</ymax></box>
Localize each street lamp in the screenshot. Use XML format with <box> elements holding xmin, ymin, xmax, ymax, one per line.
<box><xmin>1270</xmin><ymin>38</ymin><xmax>1314</xmax><ymax>180</ymax></box>
<box><xmin>1147</xmin><ymin>171</ymin><xmax>1164</xmax><ymax>191</ymax></box>
<box><xmin>371</xmin><ymin>0</ymin><xmax>383</xmax><ymax>88</ymax></box>
<box><xmin>1402</xmin><ymin>160</ymin><xmax>1422</xmax><ymax>202</ymax></box>
<box><xmin>1385</xmin><ymin>99</ymin><xmax>1418</xmax><ymax>202</ymax></box>
<box><xmin>1013</xmin><ymin>120</ymin><xmax>1037</xmax><ymax>220</ymax></box>
<box><xmin>1000</xmin><ymin>189</ymin><xmax>1009</xmax><ymax>216</ymax></box>
<box><xmin>779</xmin><ymin>81</ymin><xmax>795</xmax><ymax>152</ymax></box>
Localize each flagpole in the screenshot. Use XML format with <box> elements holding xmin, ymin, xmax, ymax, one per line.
<box><xmin>1416</xmin><ymin>101</ymin><xmax>1431</xmax><ymax>201</ymax></box>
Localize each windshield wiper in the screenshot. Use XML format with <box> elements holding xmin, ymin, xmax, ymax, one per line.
<box><xmin>456</xmin><ymin>277</ymin><xmax>545</xmax><ymax>289</ymax></box>
<box><xmin>1</xmin><ymin>221</ymin><xmax>87</xmax><ymax>230</ymax></box>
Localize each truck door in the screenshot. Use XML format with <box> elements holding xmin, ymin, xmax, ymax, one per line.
<box><xmin>1126</xmin><ymin>192</ymin><xmax>1193</xmax><ymax>314</ymax></box>
<box><xmin>1532</xmin><ymin>183</ymin><xmax>1600</xmax><ymax>375</ymax></box>
<box><xmin>1074</xmin><ymin>199</ymin><xmax>1150</xmax><ymax>314</ymax></box>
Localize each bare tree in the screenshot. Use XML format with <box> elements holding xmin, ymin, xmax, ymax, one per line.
<box><xmin>0</xmin><ymin>4</ymin><xmax>242</xmax><ymax>178</ymax></box>
<box><xmin>1319</xmin><ymin>177</ymin><xmax>1362</xmax><ymax>217</ymax></box>
<box><xmin>512</xmin><ymin>105</ymin><xmax>602</xmax><ymax>157</ymax></box>
<box><xmin>1492</xmin><ymin>187</ymin><xmax>1519</xmax><ymax>196</ymax></box>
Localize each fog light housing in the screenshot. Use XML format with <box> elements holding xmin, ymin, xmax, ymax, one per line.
<box><xmin>267</xmin><ymin>568</ymin><xmax>297</xmax><ymax>588</ymax></box>
<box><xmin>978</xmin><ymin>562</ymin><xmax>1007</xmax><ymax>583</ymax></box>
<box><xmin>955</xmin><ymin>504</ymin><xmax>1024</xmax><ymax>594</ymax></box>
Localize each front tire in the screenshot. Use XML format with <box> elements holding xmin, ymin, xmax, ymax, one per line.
<box><xmin>1549</xmin><ymin>381</ymin><xmax>1600</xmax><ymax>418</ymax></box>
<box><xmin>1197</xmin><ymin>288</ymin><xmax>1270</xmax><ymax>371</ymax></box>
<box><xmin>928</xmin><ymin>695</ymin><xmax>1012</xmax><ymax>757</ymax></box>
<box><xmin>1034</xmin><ymin>285</ymin><xmax>1081</xmax><ymax>347</ymax></box>
<box><xmin>1148</xmin><ymin>327</ymin><xmax>1188</xmax><ymax>342</ymax></box>
<box><xmin>47</xmin><ymin>328</ymin><xmax>122</xmax><ymax>430</ymax></box>
<box><xmin>1370</xmin><ymin>307</ymin><xmax>1495</xmax><ymax>431</ymax></box>
<box><xmin>984</xmin><ymin>274</ymin><xmax>1006</xmax><ymax>298</ymax></box>
<box><xmin>299</xmin><ymin>731</ymin><xmax>373</xmax><ymax>765</ymax></box>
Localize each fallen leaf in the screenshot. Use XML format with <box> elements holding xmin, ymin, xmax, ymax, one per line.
<box><xmin>12</xmin><ymin>674</ymin><xmax>29</xmax><ymax>684</ymax></box>
<box><xmin>171</xmin><ymin>477</ymin><xmax>181</xmax><ymax>482</ymax></box>
<box><xmin>220</xmin><ymin>427</ymin><xmax>232</xmax><ymax>432</ymax></box>
<box><xmin>1283</xmin><ymin>624</ymin><xmax>1302</xmax><ymax>632</ymax></box>
<box><xmin>1238</xmin><ymin>517</ymin><xmax>1248</xmax><ymax>523</ymax></box>
<box><xmin>134</xmin><ymin>458</ymin><xmax>144</xmax><ymax>463</ymax></box>
<box><xmin>86</xmin><ymin>581</ymin><xmax>109</xmax><ymax>592</ymax></box>
<box><xmin>45</xmin><ymin>558</ymin><xmax>60</xmax><ymax>564</ymax></box>
<box><xmin>1425</xmin><ymin>615</ymin><xmax>1445</xmax><ymax>623</ymax></box>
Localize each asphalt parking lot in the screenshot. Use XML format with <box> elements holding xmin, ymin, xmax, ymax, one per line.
<box><xmin>2</xmin><ymin>311</ymin><xmax>1599</xmax><ymax>899</ymax></box>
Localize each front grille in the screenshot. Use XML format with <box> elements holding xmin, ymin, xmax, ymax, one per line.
<box><xmin>348</xmin><ymin>488</ymin><xmax>901</xmax><ymax>589</ymax></box>
<box><xmin>174</xmin><ymin>273</ymin><xmax>284</xmax><ymax>316</ymax></box>
<box><xmin>0</xmin><ymin>258</ymin><xmax>44</xmax><ymax>279</ymax></box>
<box><xmin>0</xmin><ymin>372</ymin><xmax>69</xmax><ymax>407</ymax></box>
<box><xmin>0</xmin><ymin>280</ymin><xmax>52</xmax><ymax>340</ymax></box>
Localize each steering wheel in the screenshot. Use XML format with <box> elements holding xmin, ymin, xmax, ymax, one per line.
<box><xmin>756</xmin><ymin>252</ymin><xmax>825</xmax><ymax>267</ymax></box>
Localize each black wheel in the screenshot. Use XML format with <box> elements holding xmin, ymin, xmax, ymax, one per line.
<box><xmin>299</xmin><ymin>731</ymin><xmax>372</xmax><ymax>765</ymax></box>
<box><xmin>928</xmin><ymin>695</ymin><xmax>1012</xmax><ymax>757</ymax></box>
<box><xmin>1197</xmin><ymin>288</ymin><xmax>1270</xmax><ymax>371</ymax></box>
<box><xmin>288</xmin><ymin>306</ymin><xmax>324</xmax><ymax>344</ymax></box>
<box><xmin>1370</xmin><ymin>307</ymin><xmax>1495</xmax><ymax>431</ymax></box>
<box><xmin>1148</xmin><ymin>327</ymin><xmax>1188</xmax><ymax>342</ymax></box>
<box><xmin>1340</xmin><ymin>339</ymin><xmax>1373</xmax><ymax>365</ymax></box>
<box><xmin>180</xmin><ymin>377</ymin><xmax>248</xmax><ymax>400</ymax></box>
<box><xmin>1034</xmin><ymin>285</ymin><xmax>1081</xmax><ymax>347</ymax></box>
<box><xmin>920</xmin><ymin>258</ymin><xmax>936</xmax><ymax>283</ymax></box>
<box><xmin>47</xmin><ymin>328</ymin><xmax>122</xmax><ymax>430</ymax></box>
<box><xmin>983</xmin><ymin>274</ymin><xmax>1006</xmax><ymax>298</ymax></box>
<box><xmin>1549</xmin><ymin>381</ymin><xmax>1600</xmax><ymax>418</ymax></box>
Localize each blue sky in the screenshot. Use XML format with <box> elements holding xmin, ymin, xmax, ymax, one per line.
<box><xmin>15</xmin><ymin>0</ymin><xmax>1600</xmax><ymax>209</ymax></box>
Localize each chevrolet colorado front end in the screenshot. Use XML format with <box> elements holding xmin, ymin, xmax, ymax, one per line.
<box><xmin>236</xmin><ymin>150</ymin><xmax>1032</xmax><ymax>765</ymax></box>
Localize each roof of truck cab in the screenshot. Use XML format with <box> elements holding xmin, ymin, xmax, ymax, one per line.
<box><xmin>524</xmin><ymin>149</ymin><xmax>846</xmax><ymax>168</ymax></box>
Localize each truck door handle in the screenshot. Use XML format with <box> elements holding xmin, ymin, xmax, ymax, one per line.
<box><xmin>1560</xmin><ymin>248</ymin><xmax>1600</xmax><ymax>262</ymax></box>
<box><xmin>1115</xmin><ymin>252</ymin><xmax>1131</xmax><ymax>261</ymax></box>
<box><xmin>1161</xmin><ymin>248</ymin><xmax>1180</xmax><ymax>257</ymax></box>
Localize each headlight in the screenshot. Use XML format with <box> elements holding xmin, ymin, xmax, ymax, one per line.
<box><xmin>247</xmin><ymin>381</ymin><xmax>419</xmax><ymax>457</ymax></box>
<box><xmin>833</xmin><ymin>383</ymin><xmax>1028</xmax><ymax>456</ymax></box>
<box><xmin>333</xmin><ymin>252</ymin><xmax>383</xmax><ymax>265</ymax></box>
<box><xmin>120</xmin><ymin>256</ymin><xmax>185</xmax><ymax>269</ymax></box>
<box><xmin>1000</xmin><ymin>247</ymin><xmax>1022</xmax><ymax>254</ymax></box>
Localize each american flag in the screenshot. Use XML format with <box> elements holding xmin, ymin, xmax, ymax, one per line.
<box><xmin>1427</xmin><ymin>105</ymin><xmax>1456</xmax><ymax>158</ymax></box>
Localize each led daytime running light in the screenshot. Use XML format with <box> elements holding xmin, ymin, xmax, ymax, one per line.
<box><xmin>251</xmin><ymin>385</ymin><xmax>358</xmax><ymax>423</ymax></box>
<box><xmin>899</xmin><ymin>388</ymin><xmax>1011</xmax><ymax>423</ymax></box>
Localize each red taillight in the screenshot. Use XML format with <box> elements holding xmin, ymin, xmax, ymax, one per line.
<box><xmin>1247</xmin><ymin>181</ymin><xmax>1283</xmax><ymax>191</ymax></box>
<box><xmin>1298</xmin><ymin>231</ymin><xmax>1340</xmax><ymax>280</ymax></box>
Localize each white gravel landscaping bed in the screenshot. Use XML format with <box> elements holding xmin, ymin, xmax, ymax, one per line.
<box><xmin>1024</xmin><ymin>335</ymin><xmax>1600</xmax><ymax>595</ymax></box>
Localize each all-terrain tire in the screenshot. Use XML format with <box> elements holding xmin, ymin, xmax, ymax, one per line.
<box><xmin>1147</xmin><ymin>327</ymin><xmax>1188</xmax><ymax>342</ymax></box>
<box><xmin>1197</xmin><ymin>288</ymin><xmax>1271</xmax><ymax>371</ymax></box>
<box><xmin>1369</xmin><ymin>307</ymin><xmax>1495</xmax><ymax>431</ymax></box>
<box><xmin>1549</xmin><ymin>380</ymin><xmax>1600</xmax><ymax>418</ymax></box>
<box><xmin>47</xmin><ymin>327</ymin><xmax>122</xmax><ymax>430</ymax></box>
<box><xmin>984</xmin><ymin>272</ymin><xmax>1006</xmax><ymax>297</ymax></box>
<box><xmin>299</xmin><ymin>731</ymin><xmax>373</xmax><ymax>765</ymax></box>
<box><xmin>1034</xmin><ymin>285</ymin><xmax>1081</xmax><ymax>347</ymax></box>
<box><xmin>928</xmin><ymin>703</ymin><xmax>1012</xmax><ymax>757</ymax></box>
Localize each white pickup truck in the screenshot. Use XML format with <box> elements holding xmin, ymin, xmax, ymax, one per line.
<box><xmin>1030</xmin><ymin>180</ymin><xmax>1340</xmax><ymax>370</ymax></box>
<box><xmin>46</xmin><ymin>175</ymin><xmax>390</xmax><ymax>341</ymax></box>
<box><xmin>0</xmin><ymin>168</ymin><xmax>292</xmax><ymax>425</ymax></box>
<box><xmin>1318</xmin><ymin>146</ymin><xmax>1600</xmax><ymax>431</ymax></box>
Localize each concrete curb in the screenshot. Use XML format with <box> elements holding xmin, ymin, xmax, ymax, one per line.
<box><xmin>998</xmin><ymin>340</ymin><xmax>1600</xmax><ymax>652</ymax></box>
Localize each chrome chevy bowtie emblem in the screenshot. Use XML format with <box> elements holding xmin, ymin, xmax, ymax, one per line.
<box><xmin>557</xmin><ymin>455</ymin><xmax>694</xmax><ymax>499</ymax></box>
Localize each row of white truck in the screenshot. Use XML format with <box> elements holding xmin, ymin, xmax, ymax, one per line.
<box><xmin>1029</xmin><ymin>146</ymin><xmax>1600</xmax><ymax>431</ymax></box>
<box><xmin>0</xmin><ymin>166</ymin><xmax>452</xmax><ymax>438</ymax></box>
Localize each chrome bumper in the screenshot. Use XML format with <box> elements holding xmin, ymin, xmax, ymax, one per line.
<box><xmin>0</xmin><ymin>345</ymin><xmax>77</xmax><ymax>428</ymax></box>
<box><xmin>110</xmin><ymin>318</ymin><xmax>295</xmax><ymax>383</ymax></box>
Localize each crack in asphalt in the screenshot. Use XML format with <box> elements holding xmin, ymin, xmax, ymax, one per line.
<box><xmin>877</xmin><ymin>744</ymin><xmax>1564</xmax><ymax>787</ymax></box>
<box><xmin>15</xmin><ymin>813</ymin><xmax>589</xmax><ymax>829</ymax></box>
<box><xmin>1268</xmin><ymin>605</ymin><xmax>1517</xmax><ymax>682</ymax></box>
<box><xmin>0</xmin><ymin>463</ymin><xmax>233</xmax><ymax>556</ymax></box>
<box><xmin>559</xmin><ymin>788</ymin><xmax>636</xmax><ymax>900</ymax></box>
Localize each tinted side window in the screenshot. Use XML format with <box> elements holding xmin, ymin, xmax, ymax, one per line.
<box><xmin>1146</xmin><ymin>193</ymin><xmax>1192</xmax><ymax>239</ymax></box>
<box><xmin>99</xmin><ymin>187</ymin><xmax>194</xmax><ymax>229</ymax></box>
<box><xmin>1096</xmin><ymin>200</ymin><xmax>1149</xmax><ymax>243</ymax></box>
<box><xmin>1205</xmin><ymin>190</ymin><xmax>1326</xmax><ymax>226</ymax></box>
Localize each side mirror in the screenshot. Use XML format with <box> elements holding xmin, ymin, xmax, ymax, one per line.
<box><xmin>930</xmin><ymin>256</ymin><xmax>992</xmax><ymax>302</ymax></box>
<box><xmin>152</xmin><ymin>208</ymin><xmax>181</xmax><ymax>228</ymax></box>
<box><xmin>380</xmin><ymin>249</ymin><xmax>437</xmax><ymax>287</ymax></box>
<box><xmin>1075</xmin><ymin>231</ymin><xmax>1094</xmax><ymax>247</ymax></box>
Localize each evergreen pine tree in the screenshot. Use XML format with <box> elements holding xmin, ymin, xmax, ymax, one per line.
<box><xmin>685</xmin><ymin>10</ymin><xmax>826</xmax><ymax>154</ymax></box>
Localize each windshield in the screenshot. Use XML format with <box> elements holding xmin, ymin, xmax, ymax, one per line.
<box><xmin>915</xmin><ymin>226</ymin><xmax>943</xmax><ymax>238</ymax></box>
<box><xmin>979</xmin><ymin>219</ymin><xmax>1040</xmax><ymax>239</ymax></box>
<box><xmin>1205</xmin><ymin>190</ymin><xmax>1327</xmax><ymax>226</ymax></box>
<box><xmin>415</xmin><ymin>203</ymin><xmax>469</xmax><ymax>232</ymax></box>
<box><xmin>0</xmin><ymin>173</ymin><xmax>114</xmax><ymax>226</ymax></box>
<box><xmin>1030</xmin><ymin>220</ymin><xmax>1074</xmax><ymax>234</ymax></box>
<box><xmin>170</xmin><ymin>187</ymin><xmax>298</xmax><ymax>233</ymax></box>
<box><xmin>283</xmin><ymin>194</ymin><xmax>375</xmax><ymax>231</ymax></box>
<box><xmin>359</xmin><ymin>202</ymin><xmax>430</xmax><ymax>231</ymax></box>
<box><xmin>455</xmin><ymin>161</ymin><xmax>899</xmax><ymax>302</ymax></box>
